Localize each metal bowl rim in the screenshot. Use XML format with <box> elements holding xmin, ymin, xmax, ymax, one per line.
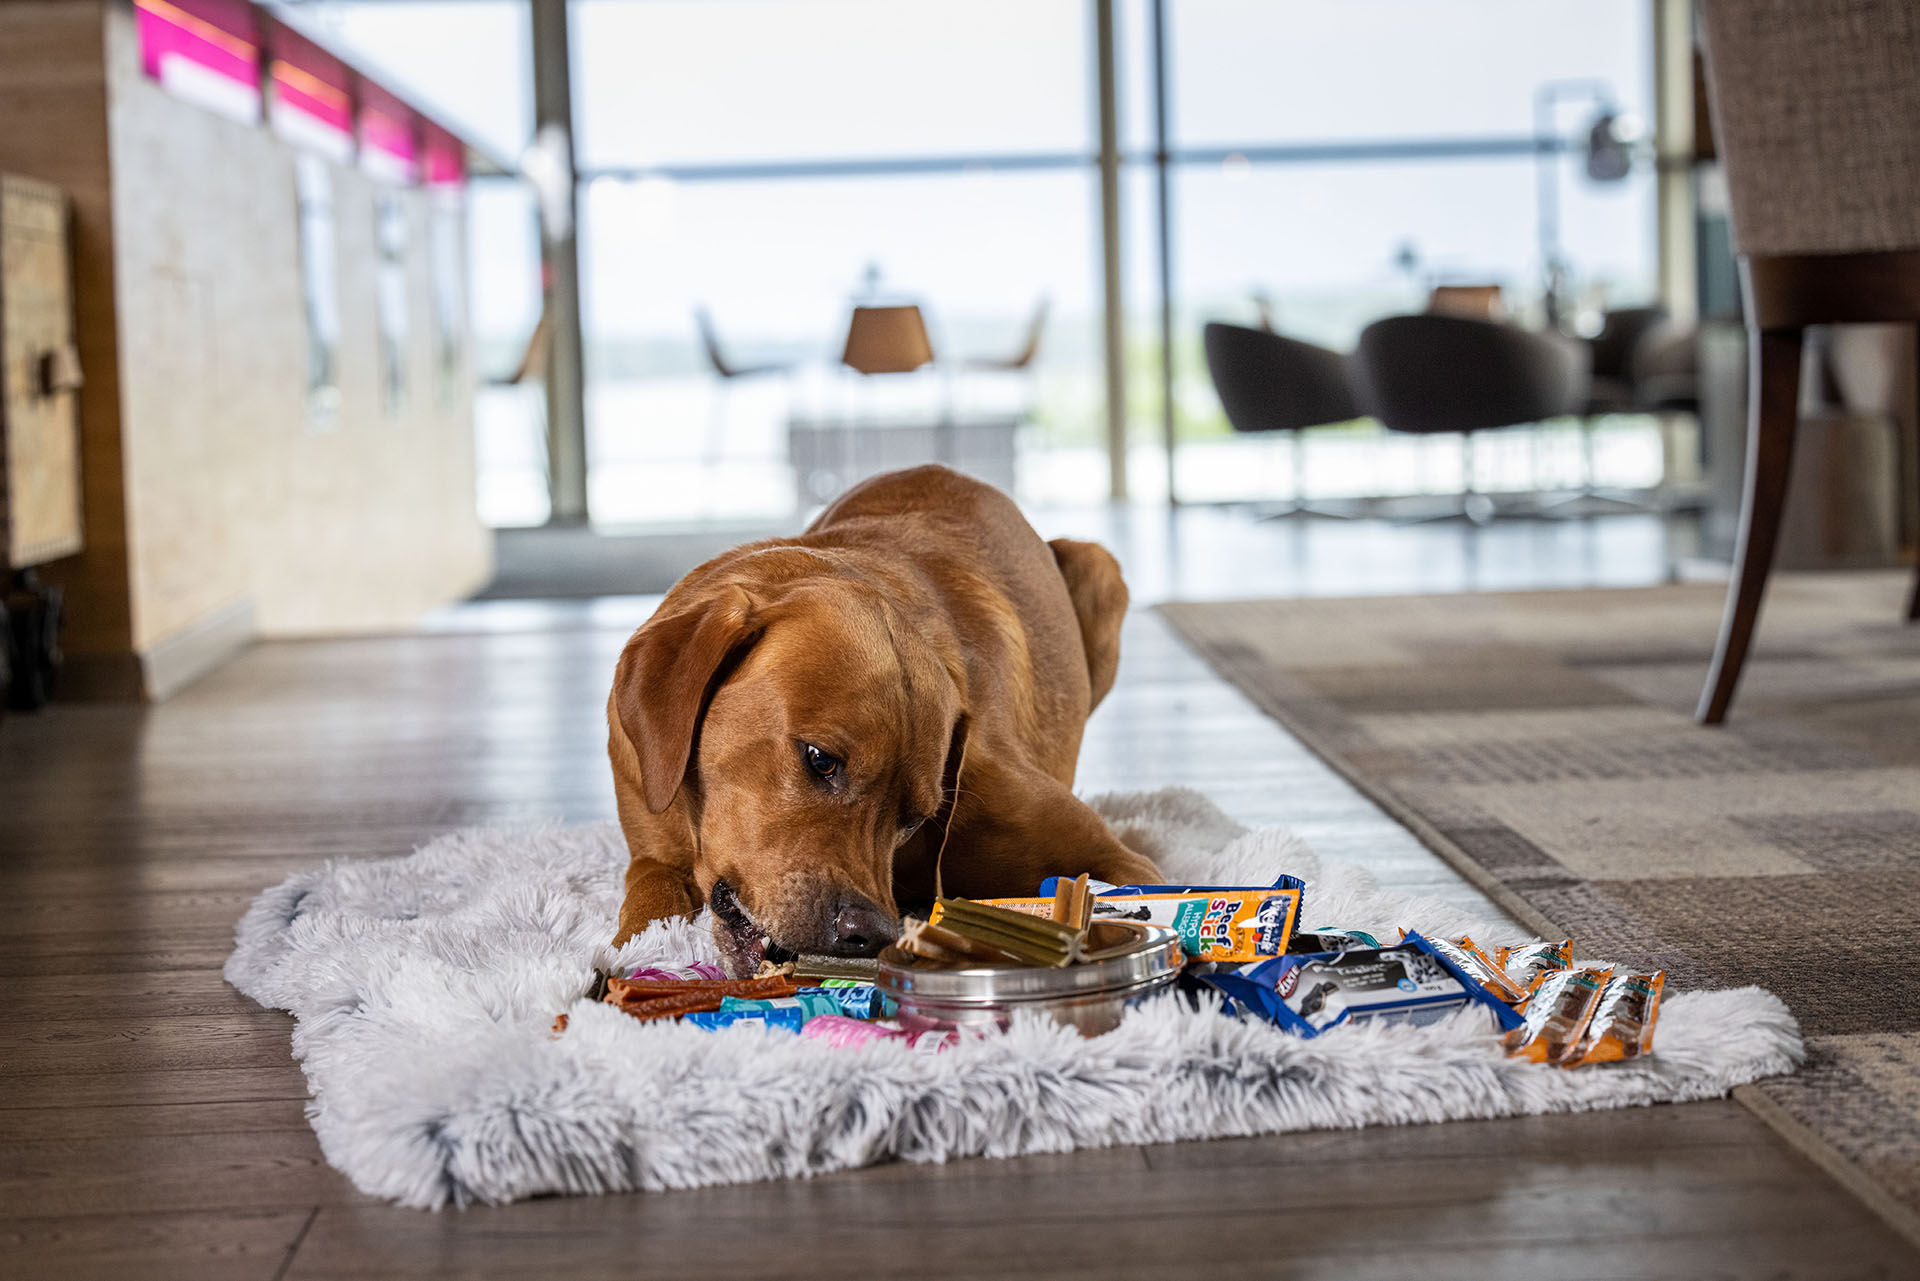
<box><xmin>876</xmin><ymin>921</ymin><xmax>1184</xmax><ymax>1003</ymax></box>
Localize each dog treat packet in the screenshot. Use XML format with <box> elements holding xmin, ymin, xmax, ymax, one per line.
<box><xmin>801</xmin><ymin>981</ymin><xmax>885</xmax><ymax>1020</ymax></box>
<box><xmin>1287</xmin><ymin>927</ymin><xmax>1381</xmax><ymax>954</ymax></box>
<box><xmin>1495</xmin><ymin>939</ymin><xmax>1574</xmax><ymax>989</ymax></box>
<box><xmin>1201</xmin><ymin>932</ymin><xmax>1524</xmax><ymax>1037</ymax></box>
<box><xmin>621</xmin><ymin>962</ymin><xmax>729</xmax><ymax>983</ymax></box>
<box><xmin>684</xmin><ymin>990</ymin><xmax>845</xmax><ymax>1033</ymax></box>
<box><xmin>1402</xmin><ymin>930</ymin><xmax>1530</xmax><ymax>1005</ymax></box>
<box><xmin>1004</xmin><ymin>875</ymin><xmax>1307</xmax><ymax>962</ymax></box>
<box><xmin>1568</xmin><ymin>971</ymin><xmax>1665</xmax><ymax>1067</ymax></box>
<box><xmin>1504</xmin><ymin>966</ymin><xmax>1613</xmax><ymax>1064</ymax></box>
<box><xmin>801</xmin><ymin>1015</ymin><xmax>955</xmax><ymax>1053</ymax></box>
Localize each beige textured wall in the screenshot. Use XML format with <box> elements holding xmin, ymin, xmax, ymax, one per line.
<box><xmin>102</xmin><ymin>4</ymin><xmax>489</xmax><ymax>650</ymax></box>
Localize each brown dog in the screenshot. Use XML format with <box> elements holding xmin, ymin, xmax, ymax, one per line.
<box><xmin>606</xmin><ymin>464</ymin><xmax>1163</xmax><ymax>973</ymax></box>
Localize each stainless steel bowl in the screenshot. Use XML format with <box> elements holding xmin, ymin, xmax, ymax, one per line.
<box><xmin>877</xmin><ymin>920</ymin><xmax>1184</xmax><ymax>1037</ymax></box>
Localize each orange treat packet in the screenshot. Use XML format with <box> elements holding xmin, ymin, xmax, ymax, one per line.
<box><xmin>1569</xmin><ymin>971</ymin><xmax>1665</xmax><ymax>1066</ymax></box>
<box><xmin>1504</xmin><ymin>966</ymin><xmax>1612</xmax><ymax>1065</ymax></box>
<box><xmin>1495</xmin><ymin>938</ymin><xmax>1574</xmax><ymax>988</ymax></box>
<box><xmin>1404</xmin><ymin>930</ymin><xmax>1530</xmax><ymax>1005</ymax></box>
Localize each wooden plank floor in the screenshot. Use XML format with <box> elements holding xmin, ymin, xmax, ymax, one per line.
<box><xmin>3</xmin><ymin>605</ymin><xmax>1916</xmax><ymax>1279</ymax></box>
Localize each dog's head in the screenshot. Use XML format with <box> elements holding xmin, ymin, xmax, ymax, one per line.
<box><xmin>611</xmin><ymin>550</ymin><xmax>967</xmax><ymax>975</ymax></box>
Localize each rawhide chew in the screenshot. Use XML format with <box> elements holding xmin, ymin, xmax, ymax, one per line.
<box><xmin>1201</xmin><ymin>933</ymin><xmax>1524</xmax><ymax>1038</ymax></box>
<box><xmin>927</xmin><ymin>898</ymin><xmax>1085</xmax><ymax>967</ymax></box>
<box><xmin>1569</xmin><ymin>971</ymin><xmax>1665</xmax><ymax>1066</ymax></box>
<box><xmin>1495</xmin><ymin>939</ymin><xmax>1574</xmax><ymax>988</ymax></box>
<box><xmin>1407</xmin><ymin>930</ymin><xmax>1529</xmax><ymax>1005</ymax></box>
<box><xmin>1052</xmin><ymin>873</ymin><xmax>1094</xmax><ymax>930</ymax></box>
<box><xmin>897</xmin><ymin>916</ymin><xmax>1022</xmax><ymax>965</ymax></box>
<box><xmin>791</xmin><ymin>953</ymin><xmax>881</xmax><ymax>984</ymax></box>
<box><xmin>1504</xmin><ymin>966</ymin><xmax>1613</xmax><ymax>1064</ymax></box>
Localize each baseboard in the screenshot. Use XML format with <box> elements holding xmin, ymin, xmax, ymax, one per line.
<box><xmin>140</xmin><ymin>597</ymin><xmax>255</xmax><ymax>700</ymax></box>
<box><xmin>56</xmin><ymin>651</ymin><xmax>147</xmax><ymax>701</ymax></box>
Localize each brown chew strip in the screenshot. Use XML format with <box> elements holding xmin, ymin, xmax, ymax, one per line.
<box><xmin>610</xmin><ymin>990</ymin><xmax>727</xmax><ymax>1021</ymax></box>
<box><xmin>602</xmin><ymin>974</ymin><xmax>798</xmax><ymax>1022</ymax></box>
<box><xmin>604</xmin><ymin>975</ymin><xmax>796</xmax><ymax>1002</ymax></box>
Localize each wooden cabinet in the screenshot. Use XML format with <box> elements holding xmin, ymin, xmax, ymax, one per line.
<box><xmin>0</xmin><ymin>174</ymin><xmax>83</xmax><ymax>572</ymax></box>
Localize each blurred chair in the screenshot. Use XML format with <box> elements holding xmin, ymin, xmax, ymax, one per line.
<box><xmin>1355</xmin><ymin>313</ymin><xmax>1589</xmax><ymax>522</ymax></box>
<box><xmin>1544</xmin><ymin>305</ymin><xmax>1673</xmax><ymax>516</ymax></box>
<box><xmin>1203</xmin><ymin>322</ymin><xmax>1363</xmax><ymax>518</ymax></box>
<box><xmin>958</xmin><ymin>298</ymin><xmax>1049</xmax><ymax>436</ymax></box>
<box><xmin>696</xmin><ymin>306</ymin><xmax>788</xmax><ymax>381</ymax></box>
<box><xmin>695</xmin><ymin>307</ymin><xmax>790</xmax><ymax>464</ymax></box>
<box><xmin>963</xmin><ymin>297</ymin><xmax>1049</xmax><ymax>373</ymax></box>
<box><xmin>487</xmin><ymin>304</ymin><xmax>551</xmax><ymax>496</ymax></box>
<box><xmin>1693</xmin><ymin>0</ymin><xmax>1920</xmax><ymax>723</ymax></box>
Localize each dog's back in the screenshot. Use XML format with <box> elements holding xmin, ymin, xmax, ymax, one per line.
<box><xmin>805</xmin><ymin>466</ymin><xmax>1124</xmax><ymax>785</ymax></box>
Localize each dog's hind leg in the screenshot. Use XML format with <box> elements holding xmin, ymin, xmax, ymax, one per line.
<box><xmin>1048</xmin><ymin>538</ymin><xmax>1128</xmax><ymax>712</ymax></box>
<box><xmin>931</xmin><ymin>753</ymin><xmax>1163</xmax><ymax>899</ymax></box>
<box><xmin>612</xmin><ymin>856</ymin><xmax>702</xmax><ymax>947</ymax></box>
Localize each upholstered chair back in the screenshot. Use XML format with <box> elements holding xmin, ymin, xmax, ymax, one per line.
<box><xmin>1697</xmin><ymin>0</ymin><xmax>1920</xmax><ymax>257</ymax></box>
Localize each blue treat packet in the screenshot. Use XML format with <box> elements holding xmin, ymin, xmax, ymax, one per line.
<box><xmin>798</xmin><ymin>982</ymin><xmax>882</xmax><ymax>1020</ymax></box>
<box><xmin>684</xmin><ymin>990</ymin><xmax>843</xmax><ymax>1034</ymax></box>
<box><xmin>1201</xmin><ymin>931</ymin><xmax>1524</xmax><ymax>1038</ymax></box>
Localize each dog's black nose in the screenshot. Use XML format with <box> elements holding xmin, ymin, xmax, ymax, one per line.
<box><xmin>832</xmin><ymin>898</ymin><xmax>896</xmax><ymax>955</ymax></box>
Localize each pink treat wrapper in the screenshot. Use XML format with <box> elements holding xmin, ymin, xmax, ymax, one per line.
<box><xmin>802</xmin><ymin>1015</ymin><xmax>955</xmax><ymax>1053</ymax></box>
<box><xmin>621</xmin><ymin>962</ymin><xmax>728</xmax><ymax>983</ymax></box>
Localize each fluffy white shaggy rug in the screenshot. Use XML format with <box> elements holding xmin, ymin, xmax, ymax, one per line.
<box><xmin>225</xmin><ymin>788</ymin><xmax>1802</xmax><ymax>1210</ymax></box>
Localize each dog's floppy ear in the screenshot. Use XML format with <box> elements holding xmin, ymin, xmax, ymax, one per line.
<box><xmin>613</xmin><ymin>585</ymin><xmax>758</xmax><ymax>814</ymax></box>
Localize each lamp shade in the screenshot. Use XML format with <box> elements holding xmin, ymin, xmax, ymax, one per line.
<box><xmin>842</xmin><ymin>304</ymin><xmax>934</xmax><ymax>374</ymax></box>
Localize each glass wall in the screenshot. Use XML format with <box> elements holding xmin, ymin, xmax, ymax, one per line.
<box><xmin>570</xmin><ymin>0</ymin><xmax>1103</xmax><ymax>526</ymax></box>
<box><xmin>1125</xmin><ymin>0</ymin><xmax>1660</xmax><ymax>505</ymax></box>
<box><xmin>274</xmin><ymin>0</ymin><xmax>1661</xmax><ymax>526</ymax></box>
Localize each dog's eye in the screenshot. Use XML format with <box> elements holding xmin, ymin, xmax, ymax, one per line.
<box><xmin>802</xmin><ymin>743</ymin><xmax>842</xmax><ymax>780</ymax></box>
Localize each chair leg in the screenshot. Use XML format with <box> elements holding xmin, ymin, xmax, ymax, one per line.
<box><xmin>1908</xmin><ymin>322</ymin><xmax>1920</xmax><ymax>621</ymax></box>
<box><xmin>1698</xmin><ymin>327</ymin><xmax>1804</xmax><ymax>724</ymax></box>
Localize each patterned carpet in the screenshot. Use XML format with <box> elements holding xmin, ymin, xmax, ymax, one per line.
<box><xmin>1161</xmin><ymin>571</ymin><xmax>1920</xmax><ymax>1243</ymax></box>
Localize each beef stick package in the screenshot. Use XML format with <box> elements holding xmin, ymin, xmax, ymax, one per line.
<box><xmin>1569</xmin><ymin>971</ymin><xmax>1665</xmax><ymax>1066</ymax></box>
<box><xmin>1504</xmin><ymin>967</ymin><xmax>1612</xmax><ymax>1065</ymax></box>
<box><xmin>1003</xmin><ymin>874</ymin><xmax>1307</xmax><ymax>962</ymax></box>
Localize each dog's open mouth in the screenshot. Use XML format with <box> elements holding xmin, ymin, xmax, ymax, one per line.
<box><xmin>709</xmin><ymin>879</ymin><xmax>796</xmax><ymax>976</ymax></box>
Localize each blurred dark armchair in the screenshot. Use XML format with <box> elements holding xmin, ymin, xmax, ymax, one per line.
<box><xmin>1354</xmin><ymin>313</ymin><xmax>1590</xmax><ymax>522</ymax></box>
<box><xmin>1202</xmin><ymin>322</ymin><xmax>1362</xmax><ymax>518</ymax></box>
